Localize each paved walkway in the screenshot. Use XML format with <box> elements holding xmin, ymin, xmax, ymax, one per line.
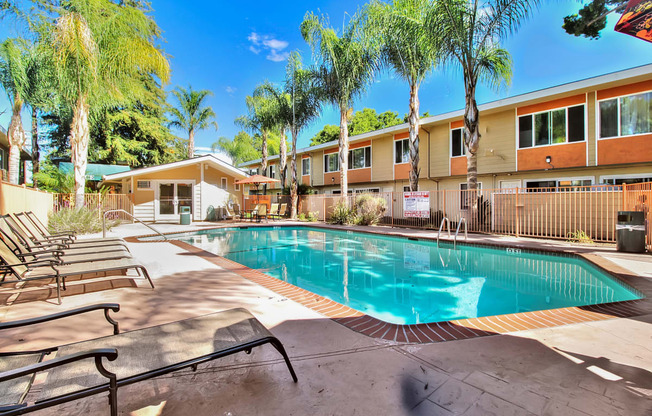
<box><xmin>1</xmin><ymin>221</ymin><xmax>650</xmax><ymax>415</ymax></box>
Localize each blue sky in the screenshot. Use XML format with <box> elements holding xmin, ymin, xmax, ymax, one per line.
<box><xmin>1</xmin><ymin>1</ymin><xmax>651</xmax><ymax>157</ymax></box>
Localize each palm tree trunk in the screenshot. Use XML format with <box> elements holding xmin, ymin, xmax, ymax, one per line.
<box><xmin>31</xmin><ymin>107</ymin><xmax>40</xmax><ymax>187</ymax></box>
<box><xmin>339</xmin><ymin>107</ymin><xmax>349</xmax><ymax>200</ymax></box>
<box><xmin>7</xmin><ymin>95</ymin><xmax>26</xmax><ymax>185</ymax></box>
<box><xmin>188</xmin><ymin>129</ymin><xmax>195</xmax><ymax>159</ymax></box>
<box><xmin>464</xmin><ymin>77</ymin><xmax>480</xmax><ymax>222</ymax></box>
<box><xmin>70</xmin><ymin>95</ymin><xmax>90</xmax><ymax>207</ymax></box>
<box><xmin>279</xmin><ymin>128</ymin><xmax>287</xmax><ymax>188</ymax></box>
<box><xmin>408</xmin><ymin>82</ymin><xmax>420</xmax><ymax>191</ymax></box>
<box><xmin>261</xmin><ymin>130</ymin><xmax>268</xmax><ymax>175</ymax></box>
<box><xmin>290</xmin><ymin>127</ymin><xmax>298</xmax><ymax>219</ymax></box>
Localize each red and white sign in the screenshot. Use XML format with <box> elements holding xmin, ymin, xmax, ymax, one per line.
<box><xmin>403</xmin><ymin>191</ymin><xmax>430</xmax><ymax>218</ymax></box>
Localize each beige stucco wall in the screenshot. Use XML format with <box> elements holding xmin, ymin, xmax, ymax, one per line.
<box><xmin>0</xmin><ymin>181</ymin><xmax>53</xmax><ymax>226</ymax></box>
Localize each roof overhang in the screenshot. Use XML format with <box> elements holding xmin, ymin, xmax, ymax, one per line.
<box><xmin>102</xmin><ymin>154</ymin><xmax>249</xmax><ymax>182</ymax></box>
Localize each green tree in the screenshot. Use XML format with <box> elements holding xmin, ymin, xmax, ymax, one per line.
<box><xmin>378</xmin><ymin>110</ymin><xmax>402</xmax><ymax>128</ymax></box>
<box><xmin>44</xmin><ymin>0</ymin><xmax>170</xmax><ymax>206</ymax></box>
<box><xmin>349</xmin><ymin>108</ymin><xmax>379</xmax><ymax>136</ymax></box>
<box><xmin>168</xmin><ymin>85</ymin><xmax>217</xmax><ymax>160</ymax></box>
<box><xmin>310</xmin><ymin>124</ymin><xmax>340</xmax><ymax>145</ymax></box>
<box><xmin>301</xmin><ymin>11</ymin><xmax>380</xmax><ymax>197</ymax></box>
<box><xmin>212</xmin><ymin>131</ymin><xmax>260</xmax><ymax>166</ymax></box>
<box><xmin>367</xmin><ymin>0</ymin><xmax>441</xmax><ymax>191</ymax></box>
<box><xmin>434</xmin><ymin>0</ymin><xmax>538</xmax><ymax>192</ymax></box>
<box><xmin>563</xmin><ymin>0</ymin><xmax>627</xmax><ymax>39</ymax></box>
<box><xmin>235</xmin><ymin>91</ymin><xmax>279</xmax><ymax>177</ymax></box>
<box><xmin>91</xmin><ymin>76</ymin><xmax>181</xmax><ymax>167</ymax></box>
<box><xmin>0</xmin><ymin>38</ymin><xmax>29</xmax><ymax>184</ymax></box>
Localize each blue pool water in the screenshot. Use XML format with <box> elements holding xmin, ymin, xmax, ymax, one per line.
<box><xmin>156</xmin><ymin>227</ymin><xmax>641</xmax><ymax>325</ymax></box>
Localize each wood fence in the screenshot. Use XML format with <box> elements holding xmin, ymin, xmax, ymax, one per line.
<box><xmin>52</xmin><ymin>193</ymin><xmax>134</xmax><ymax>221</ymax></box>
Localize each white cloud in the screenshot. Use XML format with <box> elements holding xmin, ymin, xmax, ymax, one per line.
<box><xmin>247</xmin><ymin>31</ymin><xmax>290</xmax><ymax>62</ymax></box>
<box><xmin>225</xmin><ymin>86</ymin><xmax>237</xmax><ymax>94</ymax></box>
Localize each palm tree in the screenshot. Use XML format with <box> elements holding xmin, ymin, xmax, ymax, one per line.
<box><xmin>235</xmin><ymin>91</ymin><xmax>279</xmax><ymax>177</ymax></box>
<box><xmin>284</xmin><ymin>52</ymin><xmax>322</xmax><ymax>218</ymax></box>
<box><xmin>254</xmin><ymin>81</ymin><xmax>289</xmax><ymax>188</ymax></box>
<box><xmin>168</xmin><ymin>86</ymin><xmax>218</xmax><ymax>159</ymax></box>
<box><xmin>0</xmin><ymin>38</ymin><xmax>29</xmax><ymax>184</ymax></box>
<box><xmin>366</xmin><ymin>0</ymin><xmax>441</xmax><ymax>191</ymax></box>
<box><xmin>47</xmin><ymin>0</ymin><xmax>170</xmax><ymax>206</ymax></box>
<box><xmin>432</xmin><ymin>0</ymin><xmax>539</xmax><ymax>191</ymax></box>
<box><xmin>301</xmin><ymin>11</ymin><xmax>380</xmax><ymax>197</ymax></box>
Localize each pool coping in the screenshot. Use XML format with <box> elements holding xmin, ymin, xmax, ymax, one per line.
<box><xmin>126</xmin><ymin>223</ymin><xmax>652</xmax><ymax>344</ymax></box>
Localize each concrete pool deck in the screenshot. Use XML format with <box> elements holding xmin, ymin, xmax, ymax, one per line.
<box><xmin>0</xmin><ymin>221</ymin><xmax>650</xmax><ymax>415</ymax></box>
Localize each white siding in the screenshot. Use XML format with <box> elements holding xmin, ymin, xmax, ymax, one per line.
<box><xmin>134</xmin><ymin>201</ymin><xmax>154</xmax><ymax>222</ymax></box>
<box><xmin>194</xmin><ymin>183</ymin><xmax>201</xmax><ymax>220</ymax></box>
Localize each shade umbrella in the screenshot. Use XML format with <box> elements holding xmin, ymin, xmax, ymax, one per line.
<box><xmin>614</xmin><ymin>0</ymin><xmax>652</xmax><ymax>43</ymax></box>
<box><xmin>235</xmin><ymin>175</ymin><xmax>281</xmax><ymax>207</ymax></box>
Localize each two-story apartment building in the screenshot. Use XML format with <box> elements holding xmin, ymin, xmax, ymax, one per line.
<box><xmin>241</xmin><ymin>65</ymin><xmax>652</xmax><ymax>194</ymax></box>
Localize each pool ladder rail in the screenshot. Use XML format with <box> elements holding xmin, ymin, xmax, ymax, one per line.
<box><xmin>437</xmin><ymin>217</ymin><xmax>451</xmax><ymax>247</ymax></box>
<box><xmin>454</xmin><ymin>218</ymin><xmax>468</xmax><ymax>249</ymax></box>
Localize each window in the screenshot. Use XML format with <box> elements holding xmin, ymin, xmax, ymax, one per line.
<box><xmin>0</xmin><ymin>148</ymin><xmax>6</xmax><ymax>170</ymax></box>
<box><xmin>518</xmin><ymin>104</ymin><xmax>585</xmax><ymax>148</ymax></box>
<box><xmin>301</xmin><ymin>158</ymin><xmax>310</xmax><ymax>176</ymax></box>
<box><xmin>220</xmin><ymin>178</ymin><xmax>227</xmax><ymax>190</ymax></box>
<box><xmin>324</xmin><ymin>153</ymin><xmax>339</xmax><ymax>173</ymax></box>
<box><xmin>395</xmin><ymin>139</ymin><xmax>410</xmax><ymax>164</ymax></box>
<box><xmin>247</xmin><ymin>168</ymin><xmax>258</xmax><ymax>176</ymax></box>
<box><xmin>599</xmin><ymin>91</ymin><xmax>652</xmax><ymax>138</ymax></box>
<box><xmin>601</xmin><ymin>174</ymin><xmax>652</xmax><ymax>185</ymax></box>
<box><xmin>268</xmin><ymin>165</ymin><xmax>276</xmax><ymax>179</ymax></box>
<box><xmin>348</xmin><ymin>146</ymin><xmax>371</xmax><ymax>169</ymax></box>
<box><xmin>460</xmin><ymin>182</ymin><xmax>482</xmax><ymax>209</ymax></box>
<box><xmin>403</xmin><ymin>186</ymin><xmax>412</xmax><ymax>192</ymax></box>
<box><xmin>136</xmin><ymin>180</ymin><xmax>151</xmax><ymax>190</ymax></box>
<box><xmin>235</xmin><ymin>182</ymin><xmax>240</xmax><ymax>191</ymax></box>
<box><xmin>525</xmin><ymin>178</ymin><xmax>592</xmax><ymax>192</ymax></box>
<box><xmin>354</xmin><ymin>188</ymin><xmax>380</xmax><ymax>194</ymax></box>
<box><xmin>451</xmin><ymin>128</ymin><xmax>465</xmax><ymax>157</ymax></box>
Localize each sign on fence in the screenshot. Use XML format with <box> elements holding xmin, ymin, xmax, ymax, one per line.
<box><xmin>403</xmin><ymin>191</ymin><xmax>429</xmax><ymax>218</ymax></box>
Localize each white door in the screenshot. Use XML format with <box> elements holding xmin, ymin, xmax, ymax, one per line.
<box><xmin>499</xmin><ymin>180</ymin><xmax>521</xmax><ymax>193</ymax></box>
<box><xmin>156</xmin><ymin>182</ymin><xmax>193</xmax><ymax>221</ymax></box>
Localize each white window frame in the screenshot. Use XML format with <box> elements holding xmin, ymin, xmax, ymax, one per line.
<box><xmin>354</xmin><ymin>187</ymin><xmax>380</xmax><ymax>194</ymax></box>
<box><xmin>234</xmin><ymin>182</ymin><xmax>240</xmax><ymax>191</ymax></box>
<box><xmin>268</xmin><ymin>165</ymin><xmax>276</xmax><ymax>179</ymax></box>
<box><xmin>348</xmin><ymin>146</ymin><xmax>372</xmax><ymax>170</ymax></box>
<box><xmin>450</xmin><ymin>127</ymin><xmax>466</xmax><ymax>157</ymax></box>
<box><xmin>220</xmin><ymin>177</ymin><xmax>228</xmax><ymax>190</ymax></box>
<box><xmin>523</xmin><ymin>176</ymin><xmax>594</xmax><ymax>190</ymax></box>
<box><xmin>136</xmin><ymin>180</ymin><xmax>152</xmax><ymax>190</ymax></box>
<box><xmin>301</xmin><ymin>158</ymin><xmax>311</xmax><ymax>176</ymax></box>
<box><xmin>597</xmin><ymin>89</ymin><xmax>652</xmax><ymax>140</ymax></box>
<box><xmin>518</xmin><ymin>104</ymin><xmax>586</xmax><ymax>149</ymax></box>
<box><xmin>394</xmin><ymin>138</ymin><xmax>410</xmax><ymax>164</ymax></box>
<box><xmin>324</xmin><ymin>153</ymin><xmax>339</xmax><ymax>173</ymax></box>
<box><xmin>599</xmin><ymin>173</ymin><xmax>652</xmax><ymax>184</ymax></box>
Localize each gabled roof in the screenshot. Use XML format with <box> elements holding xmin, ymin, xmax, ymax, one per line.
<box><xmin>102</xmin><ymin>154</ymin><xmax>249</xmax><ymax>181</ymax></box>
<box><xmin>241</xmin><ymin>63</ymin><xmax>652</xmax><ymax>167</ymax></box>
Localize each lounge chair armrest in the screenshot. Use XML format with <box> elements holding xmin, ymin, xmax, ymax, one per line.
<box><xmin>0</xmin><ymin>303</ymin><xmax>121</xmax><ymax>334</ymax></box>
<box><xmin>2</xmin><ymin>258</ymin><xmax>62</xmax><ymax>269</ymax></box>
<box><xmin>32</xmin><ymin>240</ymin><xmax>70</xmax><ymax>250</ymax></box>
<box><xmin>0</xmin><ymin>348</ymin><xmax>118</xmax><ymax>383</ymax></box>
<box><xmin>25</xmin><ymin>247</ymin><xmax>66</xmax><ymax>257</ymax></box>
<box><xmin>49</xmin><ymin>231</ymin><xmax>76</xmax><ymax>240</ymax></box>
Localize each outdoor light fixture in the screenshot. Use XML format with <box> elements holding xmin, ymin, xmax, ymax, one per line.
<box><xmin>331</xmin><ymin>177</ymin><xmax>335</xmax><ymax>183</ymax></box>
<box><xmin>545</xmin><ymin>155</ymin><xmax>554</xmax><ymax>169</ymax></box>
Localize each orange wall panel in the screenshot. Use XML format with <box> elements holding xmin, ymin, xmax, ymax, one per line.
<box><xmin>394</xmin><ymin>163</ymin><xmax>410</xmax><ymax>180</ymax></box>
<box><xmin>348</xmin><ymin>168</ymin><xmax>371</xmax><ymax>183</ymax></box>
<box><xmin>324</xmin><ymin>147</ymin><xmax>338</xmax><ymax>155</ymax></box>
<box><xmin>302</xmin><ymin>175</ymin><xmax>310</xmax><ymax>186</ymax></box>
<box><xmin>350</xmin><ymin>140</ymin><xmax>371</xmax><ymax>150</ymax></box>
<box><xmin>597</xmin><ymin>80</ymin><xmax>652</xmax><ymax>100</ymax></box>
<box><xmin>450</xmin><ymin>156</ymin><xmax>467</xmax><ymax>176</ymax></box>
<box><xmin>324</xmin><ymin>171</ymin><xmax>340</xmax><ymax>185</ymax></box>
<box><xmin>598</xmin><ymin>134</ymin><xmax>652</xmax><ymax>165</ymax></box>
<box><xmin>517</xmin><ymin>94</ymin><xmax>586</xmax><ymax>116</ymax></box>
<box><xmin>517</xmin><ymin>142</ymin><xmax>586</xmax><ymax>171</ymax></box>
<box><xmin>451</xmin><ymin>120</ymin><xmax>464</xmax><ymax>129</ymax></box>
<box><xmin>394</xmin><ymin>132</ymin><xmax>409</xmax><ymax>140</ymax></box>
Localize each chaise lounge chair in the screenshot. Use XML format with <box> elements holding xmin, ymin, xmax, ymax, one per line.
<box><xmin>0</xmin><ymin>240</ymin><xmax>153</xmax><ymax>304</ymax></box>
<box><xmin>13</xmin><ymin>213</ymin><xmax>126</xmax><ymax>247</ymax></box>
<box><xmin>0</xmin><ymin>303</ymin><xmax>297</xmax><ymax>416</ymax></box>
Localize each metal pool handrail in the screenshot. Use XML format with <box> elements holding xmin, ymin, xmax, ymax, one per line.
<box><xmin>437</xmin><ymin>217</ymin><xmax>451</xmax><ymax>247</ymax></box>
<box><xmin>103</xmin><ymin>209</ymin><xmax>167</xmax><ymax>240</ymax></box>
<box><xmin>454</xmin><ymin>218</ymin><xmax>467</xmax><ymax>249</ymax></box>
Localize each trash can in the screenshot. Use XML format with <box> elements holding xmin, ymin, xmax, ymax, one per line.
<box><xmin>616</xmin><ymin>211</ymin><xmax>645</xmax><ymax>253</ymax></box>
<box><xmin>180</xmin><ymin>206</ymin><xmax>191</xmax><ymax>225</ymax></box>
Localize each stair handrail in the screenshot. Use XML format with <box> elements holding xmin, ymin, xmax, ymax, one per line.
<box><xmin>437</xmin><ymin>217</ymin><xmax>451</xmax><ymax>247</ymax></box>
<box><xmin>454</xmin><ymin>217</ymin><xmax>467</xmax><ymax>249</ymax></box>
<box><xmin>103</xmin><ymin>209</ymin><xmax>167</xmax><ymax>240</ymax></box>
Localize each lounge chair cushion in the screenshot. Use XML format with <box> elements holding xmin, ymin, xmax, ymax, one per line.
<box><xmin>38</xmin><ymin>308</ymin><xmax>273</xmax><ymax>401</ymax></box>
<box><xmin>0</xmin><ymin>353</ymin><xmax>45</xmax><ymax>409</ymax></box>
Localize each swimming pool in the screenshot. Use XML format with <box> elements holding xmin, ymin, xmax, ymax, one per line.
<box><xmin>157</xmin><ymin>226</ymin><xmax>641</xmax><ymax>325</ymax></box>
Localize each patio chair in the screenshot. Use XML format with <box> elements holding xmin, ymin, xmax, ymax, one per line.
<box><xmin>243</xmin><ymin>205</ymin><xmax>260</xmax><ymax>221</ymax></box>
<box><xmin>0</xmin><ymin>215</ymin><xmax>127</xmax><ymax>253</ymax></box>
<box><xmin>233</xmin><ymin>204</ymin><xmax>242</xmax><ymax>219</ymax></box>
<box><xmin>14</xmin><ymin>213</ymin><xmax>126</xmax><ymax>245</ymax></box>
<box><xmin>0</xmin><ymin>239</ymin><xmax>153</xmax><ymax>305</ymax></box>
<box><xmin>268</xmin><ymin>203</ymin><xmax>280</xmax><ymax>220</ymax></box>
<box><xmin>0</xmin><ymin>303</ymin><xmax>297</xmax><ymax>416</ymax></box>
<box><xmin>224</xmin><ymin>205</ymin><xmax>240</xmax><ymax>220</ymax></box>
<box><xmin>277</xmin><ymin>203</ymin><xmax>288</xmax><ymax>219</ymax></box>
<box><xmin>256</xmin><ymin>204</ymin><xmax>268</xmax><ymax>222</ymax></box>
<box><xmin>0</xmin><ymin>228</ymin><xmax>132</xmax><ymax>266</ymax></box>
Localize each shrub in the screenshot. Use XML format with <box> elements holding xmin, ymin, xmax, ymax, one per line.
<box><xmin>329</xmin><ymin>201</ymin><xmax>356</xmax><ymax>225</ymax></box>
<box><xmin>307</xmin><ymin>211</ymin><xmax>319</xmax><ymax>222</ymax></box>
<box><xmin>49</xmin><ymin>207</ymin><xmax>120</xmax><ymax>235</ymax></box>
<box><xmin>354</xmin><ymin>193</ymin><xmax>387</xmax><ymax>226</ymax></box>
<box><xmin>567</xmin><ymin>230</ymin><xmax>594</xmax><ymax>244</ymax></box>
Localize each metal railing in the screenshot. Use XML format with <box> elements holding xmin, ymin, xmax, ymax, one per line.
<box><xmin>437</xmin><ymin>217</ymin><xmax>451</xmax><ymax>247</ymax></box>
<box><xmin>300</xmin><ymin>182</ymin><xmax>652</xmax><ymax>247</ymax></box>
<box><xmin>454</xmin><ymin>218</ymin><xmax>468</xmax><ymax>249</ymax></box>
<box><xmin>103</xmin><ymin>209</ymin><xmax>167</xmax><ymax>240</ymax></box>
